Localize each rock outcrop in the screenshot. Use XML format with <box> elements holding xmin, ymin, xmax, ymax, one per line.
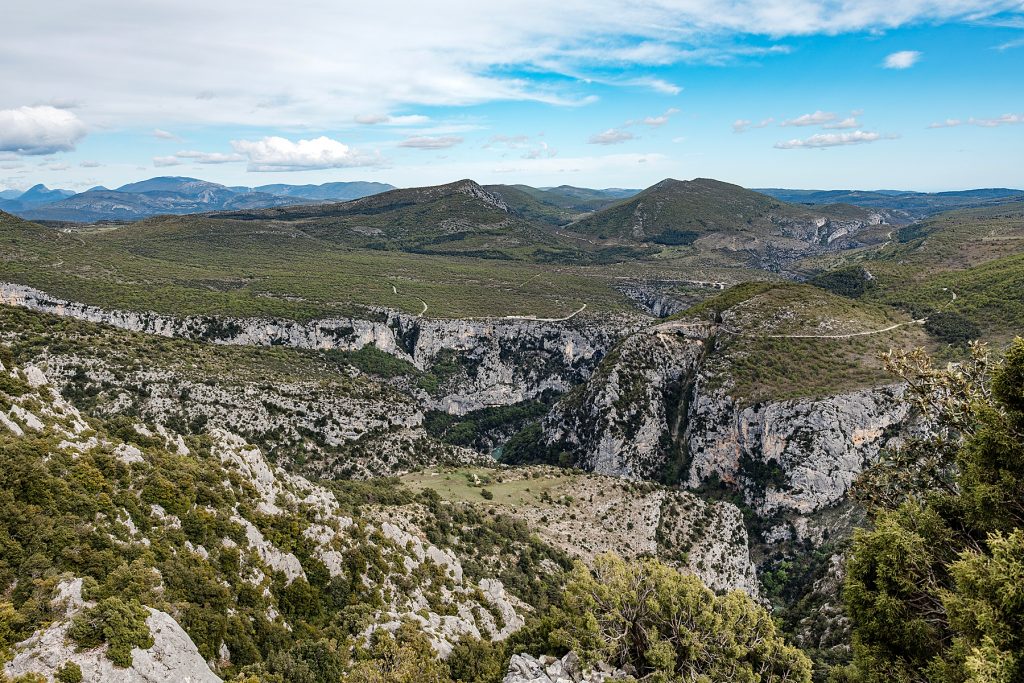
<box><xmin>685</xmin><ymin>381</ymin><xmax>909</xmax><ymax>516</ymax></box>
<box><xmin>542</xmin><ymin>329</ymin><xmax>710</xmax><ymax>480</ymax></box>
<box><xmin>503</xmin><ymin>652</ymin><xmax>631</xmax><ymax>683</ymax></box>
<box><xmin>0</xmin><ymin>282</ymin><xmax>629</xmax><ymax>414</ymax></box>
<box><xmin>4</xmin><ymin>580</ymin><xmax>221</xmax><ymax>683</ymax></box>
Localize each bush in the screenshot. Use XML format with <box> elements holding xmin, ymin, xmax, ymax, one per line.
<box><xmin>55</xmin><ymin>662</ymin><xmax>83</xmax><ymax>683</ymax></box>
<box><xmin>528</xmin><ymin>554</ymin><xmax>812</xmax><ymax>682</ymax></box>
<box><xmin>68</xmin><ymin>597</ymin><xmax>154</xmax><ymax>668</ymax></box>
<box><xmin>809</xmin><ymin>267</ymin><xmax>875</xmax><ymax>298</ymax></box>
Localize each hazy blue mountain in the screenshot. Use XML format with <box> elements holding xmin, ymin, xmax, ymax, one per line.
<box><xmin>248</xmin><ymin>181</ymin><xmax>395</xmax><ymax>201</ymax></box>
<box><xmin>756</xmin><ymin>187</ymin><xmax>1024</xmax><ymax>219</ymax></box>
<box><xmin>0</xmin><ymin>184</ymin><xmax>77</xmax><ymax>212</ymax></box>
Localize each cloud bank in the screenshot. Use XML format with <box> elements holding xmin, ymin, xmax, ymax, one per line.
<box><xmin>0</xmin><ymin>106</ymin><xmax>87</xmax><ymax>155</ymax></box>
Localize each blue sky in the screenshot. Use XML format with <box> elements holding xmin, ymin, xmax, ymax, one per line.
<box><xmin>2</xmin><ymin>1</ymin><xmax>1023</xmax><ymax>192</ymax></box>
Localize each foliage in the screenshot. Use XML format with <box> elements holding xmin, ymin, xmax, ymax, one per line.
<box><xmin>54</xmin><ymin>662</ymin><xmax>83</xmax><ymax>683</ymax></box>
<box><xmin>325</xmin><ymin>345</ymin><xmax>418</xmax><ymax>379</ymax></box>
<box><xmin>838</xmin><ymin>338</ymin><xmax>1024</xmax><ymax>682</ymax></box>
<box><xmin>527</xmin><ymin>554</ymin><xmax>812</xmax><ymax>682</ymax></box>
<box><xmin>347</xmin><ymin>625</ymin><xmax>450</xmax><ymax>683</ymax></box>
<box><xmin>925</xmin><ymin>312</ymin><xmax>981</xmax><ymax>347</ymax></box>
<box><xmin>809</xmin><ymin>267</ymin><xmax>875</xmax><ymax>298</ymax></box>
<box><xmin>423</xmin><ymin>399</ymin><xmax>551</xmax><ymax>451</ymax></box>
<box><xmin>68</xmin><ymin>597</ymin><xmax>154</xmax><ymax>668</ymax></box>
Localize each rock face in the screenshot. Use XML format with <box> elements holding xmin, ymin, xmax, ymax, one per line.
<box><xmin>0</xmin><ymin>282</ymin><xmax>628</xmax><ymax>414</ymax></box>
<box><xmin>503</xmin><ymin>652</ymin><xmax>630</xmax><ymax>683</ymax></box>
<box><xmin>543</xmin><ymin>329</ymin><xmax>711</xmax><ymax>480</ymax></box>
<box><xmin>4</xmin><ymin>581</ymin><xmax>221</xmax><ymax>683</ymax></box>
<box><xmin>542</xmin><ymin>326</ymin><xmax>911</xmax><ymax>519</ymax></box>
<box><xmin>685</xmin><ymin>381</ymin><xmax>910</xmax><ymax>516</ymax></box>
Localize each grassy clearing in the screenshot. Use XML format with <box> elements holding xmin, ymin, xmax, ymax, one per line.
<box><xmin>400</xmin><ymin>467</ymin><xmax>577</xmax><ymax>507</ymax></box>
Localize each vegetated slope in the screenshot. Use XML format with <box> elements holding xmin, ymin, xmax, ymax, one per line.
<box><xmin>214</xmin><ymin>179</ymin><xmax>567</xmax><ymax>257</ymax></box>
<box><xmin>758</xmin><ymin>186</ymin><xmax>1024</xmax><ymax>220</ymax></box>
<box><xmin>0</xmin><ymin>207</ymin><xmax>645</xmax><ymax>320</ymax></box>
<box><xmin>564</xmin><ymin>178</ymin><xmax>894</xmax><ymax>269</ymax></box>
<box><xmin>807</xmin><ymin>200</ymin><xmax>1024</xmax><ymax>341</ymax></box>
<box><xmin>484</xmin><ymin>184</ymin><xmax>638</xmax><ymax>226</ymax></box>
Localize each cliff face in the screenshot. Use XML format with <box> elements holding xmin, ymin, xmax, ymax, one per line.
<box><xmin>684</xmin><ymin>380</ymin><xmax>909</xmax><ymax>516</ymax></box>
<box><xmin>542</xmin><ymin>329</ymin><xmax>711</xmax><ymax>480</ymax></box>
<box><xmin>541</xmin><ymin>327</ymin><xmax>911</xmax><ymax>524</ymax></box>
<box><xmin>0</xmin><ymin>282</ymin><xmax>628</xmax><ymax>414</ymax></box>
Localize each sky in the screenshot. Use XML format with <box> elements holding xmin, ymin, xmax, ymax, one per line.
<box><xmin>2</xmin><ymin>1</ymin><xmax>1023</xmax><ymax>193</ymax></box>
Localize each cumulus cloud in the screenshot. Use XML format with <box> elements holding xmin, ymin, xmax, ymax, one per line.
<box><xmin>79</xmin><ymin>160</ymin><xmax>102</xmax><ymax>168</ymax></box>
<box><xmin>588</xmin><ymin>128</ymin><xmax>637</xmax><ymax>145</ymax></box>
<box><xmin>780</xmin><ymin>110</ymin><xmax>837</xmax><ymax>127</ymax></box>
<box><xmin>883</xmin><ymin>50</ymin><xmax>922</xmax><ymax>69</ymax></box>
<box><xmin>639</xmin><ymin>108</ymin><xmax>680</xmax><ymax>127</ymax></box>
<box><xmin>231</xmin><ymin>136</ymin><xmax>382</xmax><ymax>171</ymax></box>
<box><xmin>0</xmin><ymin>106</ymin><xmax>87</xmax><ymax>155</ymax></box>
<box><xmin>774</xmin><ymin>130</ymin><xmax>892</xmax><ymax>149</ymax></box>
<box><xmin>823</xmin><ymin>117</ymin><xmax>860</xmax><ymax>129</ymax></box>
<box><xmin>152</xmin><ymin>156</ymin><xmax>182</xmax><ymax>167</ymax></box>
<box><xmin>398</xmin><ymin>135</ymin><xmax>463</xmax><ymax>149</ymax></box>
<box><xmin>733</xmin><ymin>119</ymin><xmax>752</xmax><ymax>133</ymax></box>
<box><xmin>733</xmin><ymin>117</ymin><xmax>774</xmax><ymax>133</ymax></box>
<box><xmin>152</xmin><ymin>128</ymin><xmax>181</xmax><ymax>141</ymax></box>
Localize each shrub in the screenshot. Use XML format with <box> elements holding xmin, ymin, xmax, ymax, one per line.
<box><xmin>68</xmin><ymin>597</ymin><xmax>154</xmax><ymax>668</ymax></box>
<box><xmin>55</xmin><ymin>662</ymin><xmax>83</xmax><ymax>683</ymax></box>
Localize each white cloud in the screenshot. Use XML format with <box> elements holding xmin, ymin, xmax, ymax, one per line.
<box><xmin>175</xmin><ymin>150</ymin><xmax>245</xmax><ymax>164</ymax></box>
<box><xmin>522</xmin><ymin>141</ymin><xmax>557</xmax><ymax>159</ymax></box>
<box><xmin>625</xmin><ymin>77</ymin><xmax>683</xmax><ymax>95</ymax></box>
<box><xmin>969</xmin><ymin>113</ymin><xmax>1023</xmax><ymax>127</ymax></box>
<box><xmin>928</xmin><ymin>113</ymin><xmax>1023</xmax><ymax>128</ymax></box>
<box><xmin>152</xmin><ymin>156</ymin><xmax>183</xmax><ymax>167</ymax></box>
<box><xmin>883</xmin><ymin>50</ymin><xmax>922</xmax><ymax>69</ymax></box>
<box><xmin>7</xmin><ymin>2</ymin><xmax>1007</xmax><ymax>129</ymax></box>
<box><xmin>0</xmin><ymin>106</ymin><xmax>87</xmax><ymax>155</ymax></box>
<box><xmin>588</xmin><ymin>128</ymin><xmax>636</xmax><ymax>145</ymax></box>
<box><xmin>780</xmin><ymin>110</ymin><xmax>837</xmax><ymax>127</ymax></box>
<box><xmin>733</xmin><ymin>119</ymin><xmax>752</xmax><ymax>133</ymax></box>
<box><xmin>823</xmin><ymin>117</ymin><xmax>860</xmax><ymax>129</ymax></box>
<box><xmin>398</xmin><ymin>136</ymin><xmax>463</xmax><ymax>149</ymax></box>
<box><xmin>775</xmin><ymin>130</ymin><xmax>892</xmax><ymax>149</ymax></box>
<box><xmin>231</xmin><ymin>136</ymin><xmax>382</xmax><ymax>171</ymax></box>
<box><xmin>79</xmin><ymin>160</ymin><xmax>102</xmax><ymax>168</ymax></box>
<box><xmin>152</xmin><ymin>128</ymin><xmax>181</xmax><ymax>141</ymax></box>
<box><xmin>640</xmin><ymin>108</ymin><xmax>680</xmax><ymax>127</ymax></box>
<box><xmin>355</xmin><ymin>113</ymin><xmax>430</xmax><ymax>125</ymax></box>
<box><xmin>995</xmin><ymin>36</ymin><xmax>1024</xmax><ymax>50</ymax></box>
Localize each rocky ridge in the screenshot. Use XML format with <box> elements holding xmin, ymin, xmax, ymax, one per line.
<box><xmin>0</xmin><ymin>282</ymin><xmax>627</xmax><ymax>415</ymax></box>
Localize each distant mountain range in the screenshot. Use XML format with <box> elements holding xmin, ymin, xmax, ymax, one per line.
<box><xmin>756</xmin><ymin>187</ymin><xmax>1024</xmax><ymax>220</ymax></box>
<box><xmin>0</xmin><ymin>177</ymin><xmax>395</xmax><ymax>223</ymax></box>
<box><xmin>1</xmin><ymin>174</ymin><xmax>1022</xmax><ymax>225</ymax></box>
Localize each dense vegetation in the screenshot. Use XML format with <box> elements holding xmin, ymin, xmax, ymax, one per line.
<box><xmin>837</xmin><ymin>339</ymin><xmax>1024</xmax><ymax>682</ymax></box>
